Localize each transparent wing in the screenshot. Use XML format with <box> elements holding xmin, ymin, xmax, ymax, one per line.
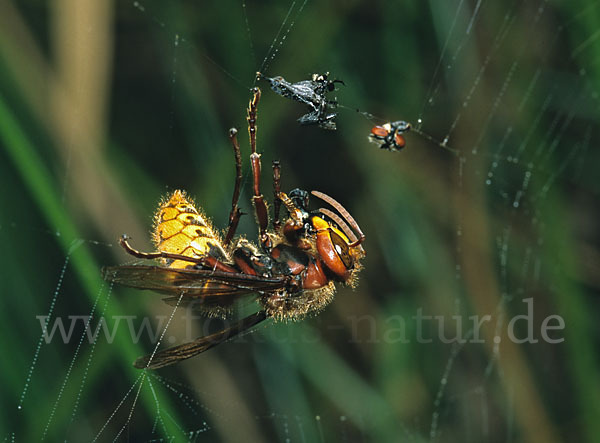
<box><xmin>102</xmin><ymin>265</ymin><xmax>286</xmax><ymax>315</ymax></box>
<box><xmin>133</xmin><ymin>311</ymin><xmax>269</xmax><ymax>369</ymax></box>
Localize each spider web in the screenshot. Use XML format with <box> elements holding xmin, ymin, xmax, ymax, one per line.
<box><xmin>1</xmin><ymin>0</ymin><xmax>599</xmax><ymax>442</ymax></box>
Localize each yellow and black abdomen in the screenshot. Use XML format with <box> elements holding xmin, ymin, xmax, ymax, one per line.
<box><xmin>152</xmin><ymin>190</ymin><xmax>229</xmax><ymax>268</ymax></box>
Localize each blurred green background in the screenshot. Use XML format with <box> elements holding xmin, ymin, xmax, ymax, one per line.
<box><xmin>1</xmin><ymin>0</ymin><xmax>599</xmax><ymax>442</ymax></box>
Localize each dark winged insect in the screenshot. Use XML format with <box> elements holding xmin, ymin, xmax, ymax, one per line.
<box><xmin>257</xmin><ymin>71</ymin><xmax>344</xmax><ymax>130</ymax></box>
<box><xmin>102</xmin><ymin>87</ymin><xmax>365</xmax><ymax>369</ymax></box>
<box><xmin>369</xmin><ymin>120</ymin><xmax>412</xmax><ymax>151</ymax></box>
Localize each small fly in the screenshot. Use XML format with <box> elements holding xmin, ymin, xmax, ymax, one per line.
<box><xmin>369</xmin><ymin>120</ymin><xmax>412</xmax><ymax>152</ymax></box>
